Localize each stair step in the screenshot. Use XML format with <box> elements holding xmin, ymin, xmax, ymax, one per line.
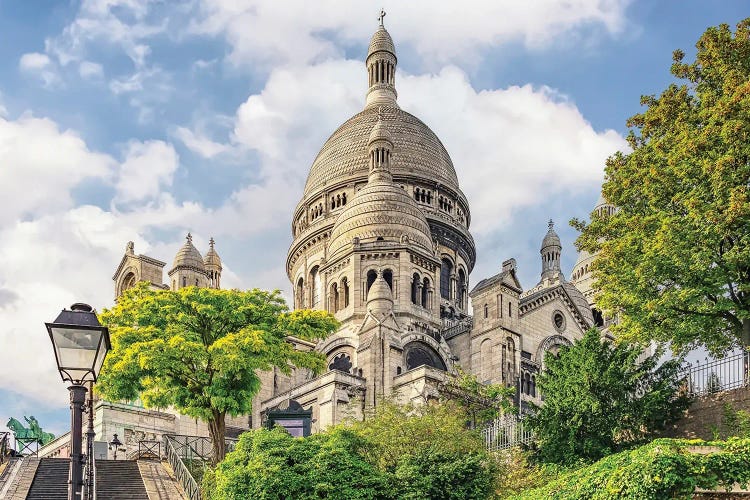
<box><xmin>26</xmin><ymin>458</ymin><xmax>69</xmax><ymax>500</ymax></box>
<box><xmin>96</xmin><ymin>460</ymin><xmax>150</xmax><ymax>500</ymax></box>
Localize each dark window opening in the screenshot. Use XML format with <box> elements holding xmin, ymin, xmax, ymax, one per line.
<box><xmin>328</xmin><ymin>353</ymin><xmax>352</xmax><ymax>373</ymax></box>
<box><xmin>366</xmin><ymin>270</ymin><xmax>377</xmax><ymax>294</ymax></box>
<box><xmin>440</xmin><ymin>258</ymin><xmax>453</xmax><ymax>299</ymax></box>
<box><xmin>383</xmin><ymin>269</ymin><xmax>393</xmax><ymax>290</ymax></box>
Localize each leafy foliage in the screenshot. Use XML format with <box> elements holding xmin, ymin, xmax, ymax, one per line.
<box><xmin>510</xmin><ymin>438</ymin><xmax>750</xmax><ymax>500</ymax></box>
<box><xmin>204</xmin><ymin>398</ymin><xmax>498</xmax><ymax>500</ymax></box>
<box><xmin>347</xmin><ymin>398</ymin><xmax>489</xmax><ymax>471</ymax></box>
<box><xmin>722</xmin><ymin>403</ymin><xmax>750</xmax><ymax>438</ymax></box>
<box><xmin>527</xmin><ymin>329</ymin><xmax>691</xmax><ymax>464</ymax></box>
<box><xmin>97</xmin><ymin>282</ymin><xmax>337</xmax><ymax>462</ymax></box>
<box><xmin>204</xmin><ymin>427</ymin><xmax>388</xmax><ymax>500</ymax></box>
<box><xmin>572</xmin><ymin>19</ymin><xmax>750</xmax><ymax>353</ymax></box>
<box><xmin>439</xmin><ymin>367</ymin><xmax>515</xmax><ymax>428</ymax></box>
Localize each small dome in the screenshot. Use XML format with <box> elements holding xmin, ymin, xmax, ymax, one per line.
<box><xmin>204</xmin><ymin>237</ymin><xmax>222</xmax><ymax>268</ymax></box>
<box><xmin>172</xmin><ymin>233</ymin><xmax>205</xmax><ymax>271</ymax></box>
<box><xmin>367</xmin><ymin>26</ymin><xmax>396</xmax><ymax>61</ymax></box>
<box><xmin>368</xmin><ymin>112</ymin><xmax>394</xmax><ymax>145</ymax></box>
<box><xmin>541</xmin><ymin>220</ymin><xmax>561</xmax><ymax>249</ymax></box>
<box><xmin>366</xmin><ymin>272</ymin><xmax>393</xmax><ymax>315</ymax></box>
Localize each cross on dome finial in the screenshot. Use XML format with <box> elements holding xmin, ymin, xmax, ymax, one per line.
<box><xmin>209</xmin><ymin>237</ymin><xmax>215</xmax><ymax>248</ymax></box>
<box><xmin>378</xmin><ymin>8</ymin><xmax>386</xmax><ymax>27</ymax></box>
<box><xmin>548</xmin><ymin>219</ymin><xmax>554</xmax><ymax>230</ymax></box>
<box><xmin>186</xmin><ymin>232</ymin><xmax>192</xmax><ymax>243</ymax></box>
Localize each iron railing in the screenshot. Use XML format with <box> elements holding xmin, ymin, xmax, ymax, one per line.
<box><xmin>681</xmin><ymin>351</ymin><xmax>750</xmax><ymax>397</ymax></box>
<box><xmin>164</xmin><ymin>435</ymin><xmax>239</xmax><ymax>500</ymax></box>
<box><xmin>165</xmin><ymin>435</ymin><xmax>201</xmax><ymax>500</ymax></box>
<box><xmin>482</xmin><ymin>414</ymin><xmax>534</xmax><ymax>452</ymax></box>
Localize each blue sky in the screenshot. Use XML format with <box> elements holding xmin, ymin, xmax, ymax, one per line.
<box><xmin>0</xmin><ymin>0</ymin><xmax>747</xmax><ymax>436</ymax></box>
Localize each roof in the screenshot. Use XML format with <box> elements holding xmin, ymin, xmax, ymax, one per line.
<box><xmin>301</xmin><ymin>105</ymin><xmax>461</xmax><ymax>202</ymax></box>
<box><xmin>171</xmin><ymin>233</ymin><xmax>205</xmax><ymax>271</ymax></box>
<box><xmin>367</xmin><ymin>26</ymin><xmax>396</xmax><ymax>60</ymax></box>
<box><xmin>470</xmin><ymin>269</ymin><xmax>522</xmax><ymax>296</ymax></box>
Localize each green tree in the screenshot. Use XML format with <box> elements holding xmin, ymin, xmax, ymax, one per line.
<box><xmin>527</xmin><ymin>329</ymin><xmax>691</xmax><ymax>465</ymax></box>
<box><xmin>438</xmin><ymin>367</ymin><xmax>515</xmax><ymax>428</ymax></box>
<box><xmin>572</xmin><ymin>19</ymin><xmax>750</xmax><ymax>354</ymax></box>
<box><xmin>97</xmin><ymin>282</ymin><xmax>338</xmax><ymax>463</ymax></box>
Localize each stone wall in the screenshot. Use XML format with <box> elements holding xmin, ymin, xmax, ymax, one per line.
<box><xmin>666</xmin><ymin>386</ymin><xmax>750</xmax><ymax>440</ymax></box>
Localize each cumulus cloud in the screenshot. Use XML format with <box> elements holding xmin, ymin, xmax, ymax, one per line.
<box><xmin>0</xmin><ymin>113</ymin><xmax>114</xmax><ymax>225</ymax></box>
<box><xmin>18</xmin><ymin>52</ymin><xmax>60</xmax><ymax>87</ymax></box>
<box><xmin>79</xmin><ymin>60</ymin><xmax>104</xmax><ymax>80</ymax></box>
<box><xmin>174</xmin><ymin>127</ymin><xmax>229</xmax><ymax>159</ymax></box>
<box><xmin>399</xmin><ymin>67</ymin><xmax>627</xmax><ymax>233</ymax></box>
<box><xmin>192</xmin><ymin>0</ymin><xmax>630</xmax><ymax>68</ymax></box>
<box><xmin>115</xmin><ymin>140</ymin><xmax>179</xmax><ymax>203</ymax></box>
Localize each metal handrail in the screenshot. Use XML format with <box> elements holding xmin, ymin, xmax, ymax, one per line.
<box><xmin>164</xmin><ymin>435</ymin><xmax>201</xmax><ymax>500</ymax></box>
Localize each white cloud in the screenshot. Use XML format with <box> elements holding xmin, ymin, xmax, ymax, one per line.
<box><xmin>18</xmin><ymin>52</ymin><xmax>60</xmax><ymax>87</ymax></box>
<box><xmin>79</xmin><ymin>60</ymin><xmax>104</xmax><ymax>80</ymax></box>
<box><xmin>0</xmin><ymin>113</ymin><xmax>114</xmax><ymax>225</ymax></box>
<box><xmin>192</xmin><ymin>0</ymin><xmax>631</xmax><ymax>68</ymax></box>
<box><xmin>398</xmin><ymin>67</ymin><xmax>627</xmax><ymax>233</ymax></box>
<box><xmin>19</xmin><ymin>52</ymin><xmax>52</xmax><ymax>71</ymax></box>
<box><xmin>174</xmin><ymin>126</ymin><xmax>229</xmax><ymax>158</ymax></box>
<box><xmin>115</xmin><ymin>140</ymin><xmax>179</xmax><ymax>203</ymax></box>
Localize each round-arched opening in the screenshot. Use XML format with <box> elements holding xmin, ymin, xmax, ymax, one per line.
<box><xmin>404</xmin><ymin>342</ymin><xmax>447</xmax><ymax>371</ymax></box>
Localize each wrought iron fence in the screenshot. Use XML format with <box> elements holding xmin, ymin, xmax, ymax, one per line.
<box><xmin>137</xmin><ymin>440</ymin><xmax>161</xmax><ymax>460</ymax></box>
<box><xmin>164</xmin><ymin>435</ymin><xmax>240</xmax><ymax>500</ymax></box>
<box><xmin>680</xmin><ymin>351</ymin><xmax>750</xmax><ymax>397</ymax></box>
<box><xmin>482</xmin><ymin>415</ymin><xmax>534</xmax><ymax>452</ymax></box>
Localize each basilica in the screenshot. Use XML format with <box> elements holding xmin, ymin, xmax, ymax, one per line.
<box><xmin>41</xmin><ymin>18</ymin><xmax>612</xmax><ymax>457</ymax></box>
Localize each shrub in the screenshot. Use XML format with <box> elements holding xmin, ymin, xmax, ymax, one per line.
<box><xmin>509</xmin><ymin>438</ymin><xmax>750</xmax><ymax>499</ymax></box>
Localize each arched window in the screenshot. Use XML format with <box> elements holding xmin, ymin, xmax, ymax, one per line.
<box><xmin>411</xmin><ymin>273</ymin><xmax>420</xmax><ymax>304</ymax></box>
<box><xmin>331</xmin><ymin>197</ymin><xmax>335</xmax><ymax>210</ymax></box>
<box><xmin>296</xmin><ymin>278</ymin><xmax>304</xmax><ymax>309</ymax></box>
<box><xmin>182</xmin><ymin>276</ymin><xmax>186</xmax><ymax>287</ymax></box>
<box><xmin>421</xmin><ymin>277</ymin><xmax>429</xmax><ymax>308</ymax></box>
<box><xmin>508</xmin><ymin>301</ymin><xmax>512</xmax><ymax>318</ymax></box>
<box><xmin>531</xmin><ymin>376</ymin><xmax>536</xmax><ymax>397</ymax></box>
<box><xmin>342</xmin><ymin>193</ymin><xmax>347</xmax><ymax>205</ymax></box>
<box><xmin>310</xmin><ymin>266</ymin><xmax>321</xmax><ymax>308</ymax></box>
<box><xmin>440</xmin><ymin>258</ymin><xmax>453</xmax><ymax>299</ymax></box>
<box><xmin>404</xmin><ymin>342</ymin><xmax>447</xmax><ymax>371</ymax></box>
<box><xmin>366</xmin><ymin>270</ymin><xmax>377</xmax><ymax>295</ymax></box>
<box><xmin>195</xmin><ymin>278</ymin><xmax>199</xmax><ymax>286</ymax></box>
<box><xmin>342</xmin><ymin>278</ymin><xmax>350</xmax><ymax>308</ymax></box>
<box><xmin>458</xmin><ymin>268</ymin><xmax>467</xmax><ymax>309</ymax></box>
<box><xmin>521</xmin><ymin>372</ymin><xmax>528</xmax><ymax>395</ymax></box>
<box><xmin>484</xmin><ymin>304</ymin><xmax>488</xmax><ymax>318</ymax></box>
<box><xmin>331</xmin><ymin>283</ymin><xmax>339</xmax><ymax>312</ymax></box>
<box><xmin>328</xmin><ymin>352</ymin><xmax>352</xmax><ymax>373</ymax></box>
<box><xmin>383</xmin><ymin>269</ymin><xmax>393</xmax><ymax>290</ymax></box>
<box><xmin>426</xmin><ymin>191</ymin><xmax>432</xmax><ymax>204</ymax></box>
<box><xmin>506</xmin><ymin>337</ymin><xmax>516</xmax><ymax>378</ymax></box>
<box><xmin>336</xmin><ymin>194</ymin><xmax>341</xmax><ymax>207</ymax></box>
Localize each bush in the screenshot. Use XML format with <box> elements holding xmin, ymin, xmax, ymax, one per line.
<box><xmin>509</xmin><ymin>438</ymin><xmax>750</xmax><ymax>499</ymax></box>
<box><xmin>203</xmin><ymin>399</ymin><xmax>499</xmax><ymax>500</ymax></box>
<box><xmin>204</xmin><ymin>427</ymin><xmax>388</xmax><ymax>500</ymax></box>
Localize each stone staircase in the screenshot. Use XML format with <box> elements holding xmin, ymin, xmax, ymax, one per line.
<box><xmin>96</xmin><ymin>459</ymin><xmax>150</xmax><ymax>499</ymax></box>
<box><xmin>26</xmin><ymin>458</ymin><xmax>68</xmax><ymax>499</ymax></box>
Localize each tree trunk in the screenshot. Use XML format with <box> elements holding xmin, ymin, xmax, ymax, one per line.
<box><xmin>208</xmin><ymin>410</ymin><xmax>226</xmax><ymax>466</ymax></box>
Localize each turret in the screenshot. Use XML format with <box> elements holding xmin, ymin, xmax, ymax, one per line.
<box><xmin>540</xmin><ymin>220</ymin><xmax>562</xmax><ymax>280</ymax></box>
<box><xmin>365</xmin><ymin>9</ymin><xmax>398</xmax><ymax>109</ymax></box>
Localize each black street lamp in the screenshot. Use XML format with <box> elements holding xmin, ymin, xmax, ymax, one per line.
<box><xmin>109</xmin><ymin>434</ymin><xmax>122</xmax><ymax>460</ymax></box>
<box><xmin>46</xmin><ymin>303</ymin><xmax>110</xmax><ymax>500</ymax></box>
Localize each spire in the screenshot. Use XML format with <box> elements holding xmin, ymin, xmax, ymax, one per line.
<box><xmin>365</xmin><ymin>11</ymin><xmax>398</xmax><ymax>109</ymax></box>
<box><xmin>367</xmin><ymin>109</ymin><xmax>394</xmax><ymax>183</ymax></box>
<box><xmin>540</xmin><ymin>219</ymin><xmax>562</xmax><ymax>280</ymax></box>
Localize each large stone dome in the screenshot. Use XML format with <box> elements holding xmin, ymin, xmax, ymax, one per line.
<box><xmin>172</xmin><ymin>233</ymin><xmax>205</xmax><ymax>271</ymax></box>
<box><xmin>301</xmin><ymin>105</ymin><xmax>460</xmax><ymax>200</ymax></box>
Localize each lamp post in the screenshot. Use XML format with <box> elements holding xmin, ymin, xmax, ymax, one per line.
<box><xmin>109</xmin><ymin>434</ymin><xmax>122</xmax><ymax>460</ymax></box>
<box><xmin>46</xmin><ymin>303</ymin><xmax>110</xmax><ymax>500</ymax></box>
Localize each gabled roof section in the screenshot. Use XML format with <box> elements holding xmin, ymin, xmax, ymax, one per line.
<box><xmin>470</xmin><ymin>258</ymin><xmax>522</xmax><ymax>296</ymax></box>
<box><xmin>519</xmin><ymin>281</ymin><xmax>594</xmax><ymax>332</ymax></box>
